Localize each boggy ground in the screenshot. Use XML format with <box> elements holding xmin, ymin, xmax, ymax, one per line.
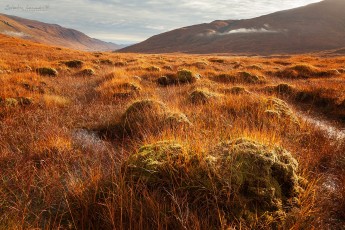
<box><xmin>1</xmin><ymin>34</ymin><xmax>345</xmax><ymax>229</ymax></box>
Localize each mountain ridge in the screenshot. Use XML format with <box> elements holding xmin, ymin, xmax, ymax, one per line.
<box><xmin>0</xmin><ymin>13</ymin><xmax>121</xmax><ymax>51</ymax></box>
<box><xmin>120</xmin><ymin>0</ymin><xmax>345</xmax><ymax>54</ymax></box>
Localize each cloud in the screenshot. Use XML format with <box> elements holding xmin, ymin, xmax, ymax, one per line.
<box><xmin>0</xmin><ymin>0</ymin><xmax>321</xmax><ymax>43</ymax></box>
<box><xmin>227</xmin><ymin>27</ymin><xmax>286</xmax><ymax>34</ymax></box>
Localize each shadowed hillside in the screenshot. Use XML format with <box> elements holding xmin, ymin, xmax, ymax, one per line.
<box><xmin>0</xmin><ymin>13</ymin><xmax>121</xmax><ymax>51</ymax></box>
<box><xmin>121</xmin><ymin>0</ymin><xmax>345</xmax><ymax>54</ymax></box>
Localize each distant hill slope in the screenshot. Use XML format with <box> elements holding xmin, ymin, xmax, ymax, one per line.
<box><xmin>0</xmin><ymin>13</ymin><xmax>121</xmax><ymax>51</ymax></box>
<box><xmin>121</xmin><ymin>0</ymin><xmax>345</xmax><ymax>55</ymax></box>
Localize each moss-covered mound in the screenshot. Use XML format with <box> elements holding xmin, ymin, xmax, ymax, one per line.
<box><xmin>223</xmin><ymin>86</ymin><xmax>249</xmax><ymax>95</ymax></box>
<box><xmin>208</xmin><ymin>138</ymin><xmax>302</xmax><ymax>222</ymax></box>
<box><xmin>165</xmin><ymin>113</ymin><xmax>192</xmax><ymax>128</ymax></box>
<box><xmin>0</xmin><ymin>97</ymin><xmax>33</xmax><ymax>107</ymax></box>
<box><xmin>263</xmin><ymin>83</ymin><xmax>295</xmax><ymax>95</ymax></box>
<box><xmin>213</xmin><ymin>74</ymin><xmax>236</xmax><ymax>83</ymax></box>
<box><xmin>264</xmin><ymin>97</ymin><xmax>299</xmax><ymax>126</ymax></box>
<box><xmin>157</xmin><ymin>69</ymin><xmax>199</xmax><ymax>86</ymax></box>
<box><xmin>121</xmin><ymin>100</ymin><xmax>168</xmax><ymax>134</ymax></box>
<box><xmin>126</xmin><ymin>141</ymin><xmax>189</xmax><ymax>184</ymax></box>
<box><xmin>120</xmin><ymin>100</ymin><xmax>190</xmax><ymax>136</ymax></box>
<box><xmin>64</xmin><ymin>60</ymin><xmax>84</xmax><ymax>68</ymax></box>
<box><xmin>276</xmin><ymin>64</ymin><xmax>338</xmax><ymax>79</ymax></box>
<box><xmin>238</xmin><ymin>71</ymin><xmax>263</xmax><ymax>84</ymax></box>
<box><xmin>146</xmin><ymin>66</ymin><xmax>161</xmax><ymax>72</ymax></box>
<box><xmin>78</xmin><ymin>68</ymin><xmax>95</xmax><ymax>76</ymax></box>
<box><xmin>189</xmin><ymin>89</ymin><xmax>218</xmax><ymax>104</ymax></box>
<box><xmin>125</xmin><ymin>139</ymin><xmax>303</xmax><ymax>227</ymax></box>
<box><xmin>36</xmin><ymin>67</ymin><xmax>58</xmax><ymax>77</ymax></box>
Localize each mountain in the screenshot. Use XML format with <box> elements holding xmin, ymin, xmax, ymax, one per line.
<box><xmin>121</xmin><ymin>0</ymin><xmax>345</xmax><ymax>55</ymax></box>
<box><xmin>0</xmin><ymin>13</ymin><xmax>121</xmax><ymax>51</ymax></box>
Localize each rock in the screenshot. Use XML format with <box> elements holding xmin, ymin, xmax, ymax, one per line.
<box><xmin>36</xmin><ymin>67</ymin><xmax>58</xmax><ymax>77</ymax></box>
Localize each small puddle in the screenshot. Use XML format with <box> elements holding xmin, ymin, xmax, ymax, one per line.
<box><xmin>72</xmin><ymin>129</ymin><xmax>107</xmax><ymax>152</ymax></box>
<box><xmin>298</xmin><ymin>113</ymin><xmax>345</xmax><ymax>141</ymax></box>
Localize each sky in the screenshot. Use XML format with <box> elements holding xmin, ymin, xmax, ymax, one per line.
<box><xmin>0</xmin><ymin>0</ymin><xmax>322</xmax><ymax>44</ymax></box>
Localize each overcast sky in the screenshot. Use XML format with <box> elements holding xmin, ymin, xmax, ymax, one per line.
<box><xmin>0</xmin><ymin>0</ymin><xmax>321</xmax><ymax>44</ymax></box>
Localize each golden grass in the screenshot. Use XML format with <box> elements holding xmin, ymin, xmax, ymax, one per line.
<box><xmin>0</xmin><ymin>34</ymin><xmax>345</xmax><ymax>229</ymax></box>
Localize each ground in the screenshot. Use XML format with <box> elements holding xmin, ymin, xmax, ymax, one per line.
<box><xmin>0</xmin><ymin>34</ymin><xmax>345</xmax><ymax>229</ymax></box>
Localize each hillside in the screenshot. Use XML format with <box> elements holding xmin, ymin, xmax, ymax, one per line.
<box><xmin>0</xmin><ymin>13</ymin><xmax>121</xmax><ymax>51</ymax></box>
<box><xmin>121</xmin><ymin>0</ymin><xmax>345</xmax><ymax>54</ymax></box>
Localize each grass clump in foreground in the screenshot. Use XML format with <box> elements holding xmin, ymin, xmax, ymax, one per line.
<box><xmin>125</xmin><ymin>138</ymin><xmax>304</xmax><ymax>228</ymax></box>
